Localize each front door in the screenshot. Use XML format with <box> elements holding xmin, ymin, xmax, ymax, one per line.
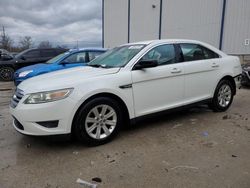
<box><xmin>131</xmin><ymin>44</ymin><xmax>185</xmax><ymax>117</ymax></box>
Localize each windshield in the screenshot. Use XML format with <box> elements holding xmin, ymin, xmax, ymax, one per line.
<box><xmin>15</xmin><ymin>49</ymin><xmax>30</xmax><ymax>59</ymax></box>
<box><xmin>46</xmin><ymin>52</ymin><xmax>68</xmax><ymax>64</ymax></box>
<box><xmin>88</xmin><ymin>44</ymin><xmax>145</xmax><ymax>68</ymax></box>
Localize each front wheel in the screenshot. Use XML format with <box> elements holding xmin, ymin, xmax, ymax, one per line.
<box><xmin>73</xmin><ymin>97</ymin><xmax>123</xmax><ymax>145</ymax></box>
<box><xmin>209</xmin><ymin>79</ymin><xmax>234</xmax><ymax>112</ymax></box>
<box><xmin>0</xmin><ymin>67</ymin><xmax>14</xmax><ymax>81</ymax></box>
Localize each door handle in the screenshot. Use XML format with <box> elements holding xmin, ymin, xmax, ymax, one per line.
<box><xmin>211</xmin><ymin>63</ymin><xmax>219</xmax><ymax>68</ymax></box>
<box><xmin>171</xmin><ymin>68</ymin><xmax>182</xmax><ymax>73</ymax></box>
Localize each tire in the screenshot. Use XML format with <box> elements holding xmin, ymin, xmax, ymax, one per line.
<box><xmin>209</xmin><ymin>79</ymin><xmax>234</xmax><ymax>112</ymax></box>
<box><xmin>73</xmin><ymin>97</ymin><xmax>123</xmax><ymax>145</ymax></box>
<box><xmin>0</xmin><ymin>67</ymin><xmax>14</xmax><ymax>81</ymax></box>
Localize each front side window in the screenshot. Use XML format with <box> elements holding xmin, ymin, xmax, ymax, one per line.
<box><xmin>24</xmin><ymin>50</ymin><xmax>40</xmax><ymax>58</ymax></box>
<box><xmin>64</xmin><ymin>52</ymin><xmax>86</xmax><ymax>63</ymax></box>
<box><xmin>141</xmin><ymin>44</ymin><xmax>176</xmax><ymax>65</ymax></box>
<box><xmin>41</xmin><ymin>49</ymin><xmax>55</xmax><ymax>57</ymax></box>
<box><xmin>88</xmin><ymin>45</ymin><xmax>145</xmax><ymax>68</ymax></box>
<box><xmin>180</xmin><ymin>43</ymin><xmax>219</xmax><ymax>62</ymax></box>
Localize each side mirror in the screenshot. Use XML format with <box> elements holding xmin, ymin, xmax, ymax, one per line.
<box><xmin>133</xmin><ymin>60</ymin><xmax>158</xmax><ymax>70</ymax></box>
<box><xmin>60</xmin><ymin>61</ymin><xmax>69</xmax><ymax>65</ymax></box>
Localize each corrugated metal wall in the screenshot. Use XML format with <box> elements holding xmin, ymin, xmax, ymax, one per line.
<box><xmin>103</xmin><ymin>0</ymin><xmax>128</xmax><ymax>48</ymax></box>
<box><xmin>223</xmin><ymin>0</ymin><xmax>250</xmax><ymax>54</ymax></box>
<box><xmin>129</xmin><ymin>0</ymin><xmax>161</xmax><ymax>42</ymax></box>
<box><xmin>103</xmin><ymin>0</ymin><xmax>250</xmax><ymax>54</ymax></box>
<box><xmin>161</xmin><ymin>0</ymin><xmax>222</xmax><ymax>48</ymax></box>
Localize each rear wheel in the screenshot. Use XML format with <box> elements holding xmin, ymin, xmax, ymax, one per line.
<box><xmin>0</xmin><ymin>67</ymin><xmax>14</xmax><ymax>81</ymax></box>
<box><xmin>73</xmin><ymin>97</ymin><xmax>123</xmax><ymax>145</ymax></box>
<box><xmin>209</xmin><ymin>79</ymin><xmax>234</xmax><ymax>112</ymax></box>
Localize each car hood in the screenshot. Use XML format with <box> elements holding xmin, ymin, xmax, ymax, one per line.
<box><xmin>16</xmin><ymin>63</ymin><xmax>49</xmax><ymax>73</ymax></box>
<box><xmin>18</xmin><ymin>66</ymin><xmax>121</xmax><ymax>93</ymax></box>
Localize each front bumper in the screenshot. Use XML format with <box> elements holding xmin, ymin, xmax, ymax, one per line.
<box><xmin>10</xmin><ymin>96</ymin><xmax>77</xmax><ymax>136</ymax></box>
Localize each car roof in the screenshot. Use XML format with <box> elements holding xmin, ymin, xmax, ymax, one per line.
<box><xmin>69</xmin><ymin>48</ymin><xmax>107</xmax><ymax>52</ymax></box>
<box><xmin>125</xmin><ymin>39</ymin><xmax>207</xmax><ymax>46</ymax></box>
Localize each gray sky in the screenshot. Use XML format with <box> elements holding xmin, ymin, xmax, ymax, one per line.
<box><xmin>0</xmin><ymin>0</ymin><xmax>102</xmax><ymax>47</ymax></box>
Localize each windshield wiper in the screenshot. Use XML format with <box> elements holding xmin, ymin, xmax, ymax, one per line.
<box><xmin>88</xmin><ymin>64</ymin><xmax>112</xmax><ymax>68</ymax></box>
<box><xmin>88</xmin><ymin>64</ymin><xmax>102</xmax><ymax>68</ymax></box>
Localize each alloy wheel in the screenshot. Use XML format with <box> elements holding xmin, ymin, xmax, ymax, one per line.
<box><xmin>217</xmin><ymin>84</ymin><xmax>232</xmax><ymax>107</ymax></box>
<box><xmin>85</xmin><ymin>104</ymin><xmax>117</xmax><ymax>140</ymax></box>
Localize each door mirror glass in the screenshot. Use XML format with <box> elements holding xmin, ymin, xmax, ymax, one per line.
<box><xmin>134</xmin><ymin>60</ymin><xmax>158</xmax><ymax>70</ymax></box>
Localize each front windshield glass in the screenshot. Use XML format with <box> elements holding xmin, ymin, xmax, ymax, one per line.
<box><xmin>46</xmin><ymin>53</ymin><xmax>67</xmax><ymax>64</ymax></box>
<box><xmin>15</xmin><ymin>49</ymin><xmax>30</xmax><ymax>59</ymax></box>
<box><xmin>88</xmin><ymin>44</ymin><xmax>145</xmax><ymax>68</ymax></box>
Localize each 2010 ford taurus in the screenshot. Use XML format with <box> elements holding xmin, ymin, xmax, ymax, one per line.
<box><xmin>10</xmin><ymin>39</ymin><xmax>242</xmax><ymax>145</ymax></box>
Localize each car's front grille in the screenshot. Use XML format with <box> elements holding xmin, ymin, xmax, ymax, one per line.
<box><xmin>10</xmin><ymin>88</ymin><xmax>24</xmax><ymax>108</ymax></box>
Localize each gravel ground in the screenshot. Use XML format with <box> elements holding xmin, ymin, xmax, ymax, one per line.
<box><xmin>0</xmin><ymin>81</ymin><xmax>249</xmax><ymax>188</ymax></box>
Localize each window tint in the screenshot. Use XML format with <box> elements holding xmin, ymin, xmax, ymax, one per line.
<box><xmin>180</xmin><ymin>43</ymin><xmax>219</xmax><ymax>62</ymax></box>
<box><xmin>64</xmin><ymin>52</ymin><xmax>86</xmax><ymax>63</ymax></box>
<box><xmin>41</xmin><ymin>49</ymin><xmax>55</xmax><ymax>57</ymax></box>
<box><xmin>88</xmin><ymin>51</ymin><xmax>104</xmax><ymax>61</ymax></box>
<box><xmin>24</xmin><ymin>50</ymin><xmax>40</xmax><ymax>58</ymax></box>
<box><xmin>141</xmin><ymin>44</ymin><xmax>176</xmax><ymax>65</ymax></box>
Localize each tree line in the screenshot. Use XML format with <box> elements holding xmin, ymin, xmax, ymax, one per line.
<box><xmin>0</xmin><ymin>26</ymin><xmax>66</xmax><ymax>52</ymax></box>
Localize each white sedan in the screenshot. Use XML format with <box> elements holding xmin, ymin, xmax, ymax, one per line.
<box><xmin>10</xmin><ymin>39</ymin><xmax>242</xmax><ymax>145</ymax></box>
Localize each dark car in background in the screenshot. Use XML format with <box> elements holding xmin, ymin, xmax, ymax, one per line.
<box><xmin>0</xmin><ymin>49</ymin><xmax>13</xmax><ymax>61</ymax></box>
<box><xmin>0</xmin><ymin>48</ymin><xmax>67</xmax><ymax>81</ymax></box>
<box><xmin>241</xmin><ymin>63</ymin><xmax>250</xmax><ymax>86</ymax></box>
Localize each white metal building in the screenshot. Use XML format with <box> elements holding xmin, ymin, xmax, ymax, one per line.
<box><xmin>102</xmin><ymin>0</ymin><xmax>250</xmax><ymax>55</ymax></box>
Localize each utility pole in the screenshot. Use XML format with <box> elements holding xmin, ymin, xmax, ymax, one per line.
<box><xmin>1</xmin><ymin>26</ymin><xmax>6</xmax><ymax>49</ymax></box>
<box><xmin>76</xmin><ymin>40</ymin><xmax>79</xmax><ymax>49</ymax></box>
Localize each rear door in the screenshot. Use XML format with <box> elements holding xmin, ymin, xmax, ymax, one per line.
<box><xmin>179</xmin><ymin>43</ymin><xmax>221</xmax><ymax>104</ymax></box>
<box><xmin>131</xmin><ymin>43</ymin><xmax>185</xmax><ymax>117</ymax></box>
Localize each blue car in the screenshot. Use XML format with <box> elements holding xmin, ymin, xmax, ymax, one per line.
<box><xmin>14</xmin><ymin>48</ymin><xmax>106</xmax><ymax>85</ymax></box>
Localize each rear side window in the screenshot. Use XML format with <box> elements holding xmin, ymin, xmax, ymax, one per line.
<box><xmin>88</xmin><ymin>51</ymin><xmax>104</xmax><ymax>61</ymax></box>
<box><xmin>41</xmin><ymin>49</ymin><xmax>55</xmax><ymax>57</ymax></box>
<box><xmin>141</xmin><ymin>44</ymin><xmax>176</xmax><ymax>66</ymax></box>
<box><xmin>24</xmin><ymin>50</ymin><xmax>40</xmax><ymax>58</ymax></box>
<box><xmin>180</xmin><ymin>43</ymin><xmax>219</xmax><ymax>62</ymax></box>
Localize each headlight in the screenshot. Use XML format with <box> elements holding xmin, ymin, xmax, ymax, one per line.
<box><xmin>19</xmin><ymin>70</ymin><xmax>33</xmax><ymax>77</ymax></box>
<box><xmin>24</xmin><ymin>88</ymin><xmax>73</xmax><ymax>104</ymax></box>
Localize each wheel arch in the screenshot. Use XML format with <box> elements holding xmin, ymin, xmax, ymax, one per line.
<box><xmin>222</xmin><ymin>75</ymin><xmax>236</xmax><ymax>95</ymax></box>
<box><xmin>71</xmin><ymin>92</ymin><xmax>130</xmax><ymax>132</ymax></box>
<box><xmin>217</xmin><ymin>75</ymin><xmax>236</xmax><ymax>95</ymax></box>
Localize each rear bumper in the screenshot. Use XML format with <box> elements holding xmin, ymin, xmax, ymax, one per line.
<box><xmin>241</xmin><ymin>71</ymin><xmax>250</xmax><ymax>86</ymax></box>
